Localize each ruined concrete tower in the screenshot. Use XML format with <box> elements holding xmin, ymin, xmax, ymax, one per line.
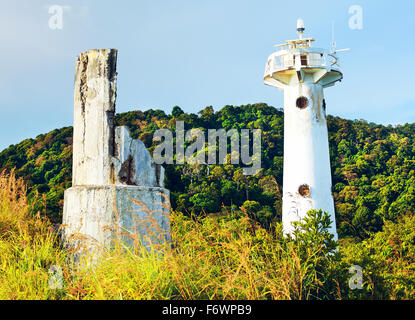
<box><xmin>264</xmin><ymin>20</ymin><xmax>344</xmax><ymax>239</ymax></box>
<box><xmin>63</xmin><ymin>49</ymin><xmax>170</xmax><ymax>254</ymax></box>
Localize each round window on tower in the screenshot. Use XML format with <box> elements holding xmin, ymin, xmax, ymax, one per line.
<box><xmin>298</xmin><ymin>184</ymin><xmax>310</xmax><ymax>197</ymax></box>
<box><xmin>296</xmin><ymin>96</ymin><xmax>309</xmax><ymax>109</ymax></box>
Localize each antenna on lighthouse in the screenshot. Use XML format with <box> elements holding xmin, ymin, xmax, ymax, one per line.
<box><xmin>329</xmin><ymin>20</ymin><xmax>350</xmax><ymax>69</ymax></box>
<box><xmin>297</xmin><ymin>18</ymin><xmax>305</xmax><ymax>39</ymax></box>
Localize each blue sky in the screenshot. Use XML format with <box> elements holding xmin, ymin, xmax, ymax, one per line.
<box><xmin>0</xmin><ymin>0</ymin><xmax>414</xmax><ymax>150</ymax></box>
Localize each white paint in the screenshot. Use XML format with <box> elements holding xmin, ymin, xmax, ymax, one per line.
<box><xmin>282</xmin><ymin>83</ymin><xmax>337</xmax><ymax>238</ymax></box>
<box><xmin>264</xmin><ymin>21</ymin><xmax>341</xmax><ymax>239</ymax></box>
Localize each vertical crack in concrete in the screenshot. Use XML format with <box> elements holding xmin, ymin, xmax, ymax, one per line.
<box><xmin>79</xmin><ymin>53</ymin><xmax>88</xmax><ymax>116</ymax></box>
<box><xmin>110</xmin><ymin>163</ymin><xmax>116</xmax><ymax>184</ymax></box>
<box><xmin>79</xmin><ymin>53</ymin><xmax>89</xmax><ymax>157</ymax></box>
<box><xmin>152</xmin><ymin>163</ymin><xmax>161</xmax><ymax>187</ymax></box>
<box><xmin>107</xmin><ymin>49</ymin><xmax>118</xmax><ymax>116</ymax></box>
<box><xmin>106</xmin><ymin>110</ymin><xmax>115</xmax><ymax>157</ymax></box>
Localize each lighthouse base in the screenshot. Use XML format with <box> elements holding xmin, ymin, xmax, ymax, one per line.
<box><xmin>282</xmin><ymin>191</ymin><xmax>337</xmax><ymax>240</ymax></box>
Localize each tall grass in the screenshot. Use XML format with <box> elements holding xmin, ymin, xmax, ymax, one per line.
<box><xmin>0</xmin><ymin>170</ymin><xmax>68</xmax><ymax>299</ymax></box>
<box><xmin>0</xmin><ymin>170</ymin><xmax>347</xmax><ymax>300</ymax></box>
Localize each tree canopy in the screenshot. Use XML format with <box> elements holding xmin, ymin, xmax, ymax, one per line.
<box><xmin>1</xmin><ymin>103</ymin><xmax>414</xmax><ymax>242</ymax></box>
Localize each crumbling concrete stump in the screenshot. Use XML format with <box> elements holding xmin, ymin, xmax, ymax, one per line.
<box><xmin>62</xmin><ymin>49</ymin><xmax>170</xmax><ymax>257</ymax></box>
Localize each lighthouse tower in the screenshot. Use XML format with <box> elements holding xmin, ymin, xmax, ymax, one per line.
<box><xmin>264</xmin><ymin>19</ymin><xmax>344</xmax><ymax>239</ymax></box>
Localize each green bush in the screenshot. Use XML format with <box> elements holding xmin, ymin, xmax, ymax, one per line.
<box><xmin>340</xmin><ymin>213</ymin><xmax>415</xmax><ymax>299</ymax></box>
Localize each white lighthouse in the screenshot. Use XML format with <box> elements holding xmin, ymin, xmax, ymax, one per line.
<box><xmin>264</xmin><ymin>19</ymin><xmax>345</xmax><ymax>239</ymax></box>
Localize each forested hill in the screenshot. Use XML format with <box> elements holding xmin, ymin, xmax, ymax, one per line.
<box><xmin>1</xmin><ymin>103</ymin><xmax>415</xmax><ymax>240</ymax></box>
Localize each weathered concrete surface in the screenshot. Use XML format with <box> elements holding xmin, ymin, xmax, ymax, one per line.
<box><xmin>113</xmin><ymin>126</ymin><xmax>164</xmax><ymax>187</ymax></box>
<box><xmin>63</xmin><ymin>49</ymin><xmax>170</xmax><ymax>255</ymax></box>
<box><xmin>72</xmin><ymin>49</ymin><xmax>117</xmax><ymax>186</ymax></box>
<box><xmin>62</xmin><ymin>186</ymin><xmax>170</xmax><ymax>255</ymax></box>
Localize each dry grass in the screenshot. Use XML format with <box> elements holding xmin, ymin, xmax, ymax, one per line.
<box><xmin>0</xmin><ymin>170</ymin><xmax>340</xmax><ymax>300</ymax></box>
<box><xmin>0</xmin><ymin>169</ymin><xmax>68</xmax><ymax>299</ymax></box>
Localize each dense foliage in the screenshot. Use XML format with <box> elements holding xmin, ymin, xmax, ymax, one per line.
<box><xmin>1</xmin><ymin>103</ymin><xmax>415</xmax><ymax>242</ymax></box>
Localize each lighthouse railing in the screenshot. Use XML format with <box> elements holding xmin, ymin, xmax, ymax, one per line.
<box><xmin>265</xmin><ymin>48</ymin><xmax>338</xmax><ymax>78</ymax></box>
